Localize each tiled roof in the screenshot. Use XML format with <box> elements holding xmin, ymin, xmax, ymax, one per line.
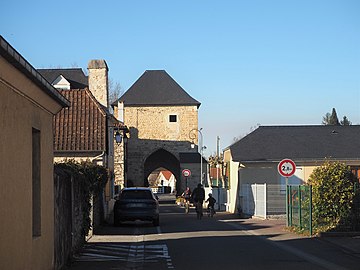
<box><xmin>160</xmin><ymin>170</ymin><xmax>173</xmax><ymax>180</ymax></box>
<box><xmin>54</xmin><ymin>89</ymin><xmax>107</xmax><ymax>152</ymax></box>
<box><xmin>230</xmin><ymin>125</ymin><xmax>360</xmax><ymax>162</ymax></box>
<box><xmin>38</xmin><ymin>68</ymin><xmax>88</xmax><ymax>89</ymax></box>
<box><xmin>114</xmin><ymin>70</ymin><xmax>201</xmax><ymax>107</ymax></box>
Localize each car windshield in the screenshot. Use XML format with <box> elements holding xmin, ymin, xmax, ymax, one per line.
<box><xmin>120</xmin><ymin>190</ymin><xmax>153</xmax><ymax>200</ymax></box>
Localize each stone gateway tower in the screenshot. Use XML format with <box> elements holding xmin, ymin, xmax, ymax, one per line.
<box><xmin>112</xmin><ymin>70</ymin><xmax>204</xmax><ymax>193</ymax></box>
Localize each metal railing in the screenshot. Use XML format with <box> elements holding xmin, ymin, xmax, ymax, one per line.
<box><xmin>287</xmin><ymin>185</ymin><xmax>312</xmax><ymax>235</ymax></box>
<box><xmin>287</xmin><ymin>183</ymin><xmax>360</xmax><ymax>235</ymax></box>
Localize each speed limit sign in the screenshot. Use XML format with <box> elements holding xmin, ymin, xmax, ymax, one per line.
<box><xmin>277</xmin><ymin>159</ymin><xmax>296</xmax><ymax>177</ymax></box>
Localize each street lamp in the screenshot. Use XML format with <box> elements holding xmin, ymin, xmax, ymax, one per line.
<box><xmin>114</xmin><ymin>130</ymin><xmax>122</xmax><ymax>144</ymax></box>
<box><xmin>113</xmin><ymin>126</ymin><xmax>129</xmax><ymax>188</ymax></box>
<box><xmin>189</xmin><ymin>128</ymin><xmax>206</xmax><ymax>185</ymax></box>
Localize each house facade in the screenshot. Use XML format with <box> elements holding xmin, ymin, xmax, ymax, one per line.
<box><xmin>112</xmin><ymin>70</ymin><xmax>204</xmax><ymax>193</ymax></box>
<box><xmin>0</xmin><ymin>36</ymin><xmax>69</xmax><ymax>270</ymax></box>
<box><xmin>224</xmin><ymin>125</ymin><xmax>360</xmax><ymax>214</ymax></box>
<box><xmin>39</xmin><ymin>61</ymin><xmax>128</xmax><ymax>200</ymax></box>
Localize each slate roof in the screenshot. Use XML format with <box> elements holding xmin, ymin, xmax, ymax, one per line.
<box><xmin>38</xmin><ymin>68</ymin><xmax>88</xmax><ymax>89</ymax></box>
<box><xmin>114</xmin><ymin>70</ymin><xmax>201</xmax><ymax>107</ymax></box>
<box><xmin>54</xmin><ymin>89</ymin><xmax>108</xmax><ymax>152</ymax></box>
<box><xmin>0</xmin><ymin>36</ymin><xmax>69</xmax><ymax>107</ymax></box>
<box><xmin>230</xmin><ymin>125</ymin><xmax>360</xmax><ymax>162</ymax></box>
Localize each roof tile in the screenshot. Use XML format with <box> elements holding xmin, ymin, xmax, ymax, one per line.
<box><xmin>54</xmin><ymin>89</ymin><xmax>107</xmax><ymax>152</ymax></box>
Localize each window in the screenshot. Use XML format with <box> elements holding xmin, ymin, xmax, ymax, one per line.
<box><xmin>169</xmin><ymin>115</ymin><xmax>177</xmax><ymax>122</ymax></box>
<box><xmin>120</xmin><ymin>190</ymin><xmax>153</xmax><ymax>200</ymax></box>
<box><xmin>32</xmin><ymin>128</ymin><xmax>41</xmax><ymax>237</ymax></box>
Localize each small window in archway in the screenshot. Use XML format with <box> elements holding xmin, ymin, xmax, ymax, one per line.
<box><xmin>169</xmin><ymin>115</ymin><xmax>177</xmax><ymax>122</ymax></box>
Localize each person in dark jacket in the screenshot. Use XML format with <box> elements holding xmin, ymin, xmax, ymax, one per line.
<box><xmin>191</xmin><ymin>183</ymin><xmax>205</xmax><ymax>219</ymax></box>
<box><xmin>206</xmin><ymin>193</ymin><xmax>216</xmax><ymax>216</ymax></box>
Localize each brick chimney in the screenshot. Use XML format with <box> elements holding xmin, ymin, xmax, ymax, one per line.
<box><xmin>88</xmin><ymin>59</ymin><xmax>109</xmax><ymax>108</ymax></box>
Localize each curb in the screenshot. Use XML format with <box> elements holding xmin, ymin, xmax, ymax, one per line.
<box><xmin>319</xmin><ymin>231</ymin><xmax>360</xmax><ymax>237</ymax></box>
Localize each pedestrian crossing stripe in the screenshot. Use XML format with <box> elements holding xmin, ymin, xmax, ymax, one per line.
<box><xmin>74</xmin><ymin>243</ymin><xmax>174</xmax><ymax>268</ymax></box>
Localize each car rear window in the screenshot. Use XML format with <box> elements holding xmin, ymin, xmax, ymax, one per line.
<box><xmin>120</xmin><ymin>190</ymin><xmax>153</xmax><ymax>200</ymax></box>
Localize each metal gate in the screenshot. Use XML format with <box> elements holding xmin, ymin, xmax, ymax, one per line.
<box><xmin>240</xmin><ymin>184</ymin><xmax>266</xmax><ymax>218</ymax></box>
<box><xmin>240</xmin><ymin>184</ymin><xmax>286</xmax><ymax>219</ymax></box>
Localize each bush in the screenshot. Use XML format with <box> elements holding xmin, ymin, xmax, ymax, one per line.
<box><xmin>308</xmin><ymin>161</ymin><xmax>357</xmax><ymax>233</ymax></box>
<box><xmin>55</xmin><ymin>160</ymin><xmax>108</xmax><ymax>237</ymax></box>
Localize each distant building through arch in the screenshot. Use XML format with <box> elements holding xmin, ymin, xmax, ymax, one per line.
<box><xmin>144</xmin><ymin>148</ymin><xmax>180</xmax><ymax>190</ymax></box>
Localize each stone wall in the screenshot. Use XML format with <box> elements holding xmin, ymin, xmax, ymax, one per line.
<box><xmin>125</xmin><ymin>106</ymin><xmax>198</xmax><ymax>142</ymax></box>
<box><xmin>114</xmin><ymin>140</ymin><xmax>126</xmax><ymax>188</ymax></box>
<box><xmin>88</xmin><ymin>60</ymin><xmax>109</xmax><ymax>108</ymax></box>
<box><xmin>124</xmin><ymin>105</ymin><xmax>199</xmax><ymax>187</ymax></box>
<box><xmin>54</xmin><ymin>166</ymin><xmax>104</xmax><ymax>270</ymax></box>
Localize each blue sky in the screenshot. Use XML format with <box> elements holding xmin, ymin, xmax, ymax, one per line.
<box><xmin>1</xmin><ymin>0</ymin><xmax>359</xmax><ymax>155</ymax></box>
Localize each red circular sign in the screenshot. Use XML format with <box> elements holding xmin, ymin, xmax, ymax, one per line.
<box><xmin>278</xmin><ymin>159</ymin><xmax>296</xmax><ymax>177</ymax></box>
<box><xmin>182</xmin><ymin>169</ymin><xmax>191</xmax><ymax>178</ymax></box>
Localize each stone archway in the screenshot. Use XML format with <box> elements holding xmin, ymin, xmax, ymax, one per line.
<box><xmin>144</xmin><ymin>148</ymin><xmax>181</xmax><ymax>193</ymax></box>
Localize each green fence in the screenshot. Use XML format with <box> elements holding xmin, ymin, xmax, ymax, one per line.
<box><xmin>287</xmin><ymin>183</ymin><xmax>360</xmax><ymax>235</ymax></box>
<box><xmin>287</xmin><ymin>185</ymin><xmax>312</xmax><ymax>235</ymax></box>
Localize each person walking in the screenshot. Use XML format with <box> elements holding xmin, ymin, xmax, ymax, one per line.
<box><xmin>191</xmin><ymin>183</ymin><xmax>205</xmax><ymax>219</ymax></box>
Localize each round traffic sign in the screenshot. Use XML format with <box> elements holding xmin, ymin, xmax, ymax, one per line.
<box><xmin>277</xmin><ymin>159</ymin><xmax>296</xmax><ymax>177</ymax></box>
<box><xmin>182</xmin><ymin>169</ymin><xmax>191</xmax><ymax>178</ymax></box>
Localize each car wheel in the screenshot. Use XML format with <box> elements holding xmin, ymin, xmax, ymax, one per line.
<box><xmin>153</xmin><ymin>217</ymin><xmax>159</xmax><ymax>227</ymax></box>
<box><xmin>153</xmin><ymin>218</ymin><xmax>160</xmax><ymax>227</ymax></box>
<box><xmin>114</xmin><ymin>217</ymin><xmax>121</xmax><ymax>227</ymax></box>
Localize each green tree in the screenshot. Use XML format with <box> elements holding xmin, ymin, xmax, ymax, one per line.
<box><xmin>308</xmin><ymin>161</ymin><xmax>357</xmax><ymax>233</ymax></box>
<box><xmin>322</xmin><ymin>108</ymin><xmax>351</xmax><ymax>126</ymax></box>
<box><xmin>340</xmin><ymin>116</ymin><xmax>352</xmax><ymax>126</ymax></box>
<box><xmin>328</xmin><ymin>108</ymin><xmax>340</xmax><ymax>125</ymax></box>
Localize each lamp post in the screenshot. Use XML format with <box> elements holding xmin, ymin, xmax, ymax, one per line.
<box><xmin>189</xmin><ymin>128</ymin><xmax>205</xmax><ymax>185</ymax></box>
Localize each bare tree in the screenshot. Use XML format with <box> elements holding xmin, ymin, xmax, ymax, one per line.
<box><xmin>232</xmin><ymin>123</ymin><xmax>261</xmax><ymax>143</ymax></box>
<box><xmin>109</xmin><ymin>78</ymin><xmax>123</xmax><ymax>105</ymax></box>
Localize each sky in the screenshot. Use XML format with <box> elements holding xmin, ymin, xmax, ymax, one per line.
<box><xmin>1</xmin><ymin>0</ymin><xmax>359</xmax><ymax>156</ymax></box>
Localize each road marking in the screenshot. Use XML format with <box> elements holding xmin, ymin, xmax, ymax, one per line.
<box><xmin>74</xmin><ymin>226</ymin><xmax>175</xmax><ymax>269</ymax></box>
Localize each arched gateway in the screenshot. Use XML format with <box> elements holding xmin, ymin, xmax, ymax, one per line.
<box><xmin>112</xmin><ymin>70</ymin><xmax>206</xmax><ymax>194</ymax></box>
<box><xmin>144</xmin><ymin>149</ymin><xmax>180</xmax><ymax>189</ymax></box>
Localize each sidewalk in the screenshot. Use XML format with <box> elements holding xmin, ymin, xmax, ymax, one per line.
<box><xmin>232</xmin><ymin>215</ymin><xmax>360</xmax><ymax>257</ymax></box>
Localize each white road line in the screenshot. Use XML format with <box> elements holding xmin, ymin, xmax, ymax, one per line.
<box><xmin>75</xmin><ymin>226</ymin><xmax>175</xmax><ymax>268</ymax></box>
<box><xmin>224</xmin><ymin>221</ymin><xmax>348</xmax><ymax>270</ymax></box>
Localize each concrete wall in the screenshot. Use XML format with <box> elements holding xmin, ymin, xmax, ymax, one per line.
<box><xmin>0</xmin><ymin>56</ymin><xmax>62</xmax><ymax>269</ymax></box>
<box><xmin>239</xmin><ymin>163</ymin><xmax>280</xmax><ymax>185</ymax></box>
<box><xmin>223</xmin><ymin>149</ymin><xmax>240</xmax><ymax>213</ymax></box>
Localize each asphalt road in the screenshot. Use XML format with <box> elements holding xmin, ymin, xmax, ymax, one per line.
<box><xmin>68</xmin><ymin>204</ymin><xmax>360</xmax><ymax>270</ymax></box>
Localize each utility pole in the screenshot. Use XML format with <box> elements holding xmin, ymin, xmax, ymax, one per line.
<box><xmin>216</xmin><ymin>136</ymin><xmax>221</xmax><ymax>210</ymax></box>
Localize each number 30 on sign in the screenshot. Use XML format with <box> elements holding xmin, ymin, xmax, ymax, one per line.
<box><xmin>277</xmin><ymin>159</ymin><xmax>296</xmax><ymax>177</ymax></box>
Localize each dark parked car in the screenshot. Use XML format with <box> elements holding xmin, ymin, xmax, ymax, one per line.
<box><xmin>114</xmin><ymin>187</ymin><xmax>160</xmax><ymax>226</ymax></box>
